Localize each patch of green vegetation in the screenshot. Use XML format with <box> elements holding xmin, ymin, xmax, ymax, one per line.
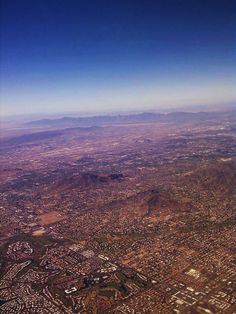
<box><xmin>132</xmin><ymin>274</ymin><xmax>148</xmax><ymax>287</ymax></box>
<box><xmin>119</xmin><ymin>283</ymin><xmax>130</xmax><ymax>297</ymax></box>
<box><xmin>98</xmin><ymin>289</ymin><xmax>116</xmax><ymax>298</ymax></box>
<box><xmin>116</xmin><ymin>272</ymin><xmax>128</xmax><ymax>282</ymax></box>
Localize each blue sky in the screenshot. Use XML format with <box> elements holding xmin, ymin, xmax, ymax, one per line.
<box><xmin>1</xmin><ymin>0</ymin><xmax>235</xmax><ymax>116</ymax></box>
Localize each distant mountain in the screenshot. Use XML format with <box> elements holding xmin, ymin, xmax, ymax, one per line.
<box><xmin>27</xmin><ymin>110</ymin><xmax>234</xmax><ymax>127</ymax></box>
<box><xmin>1</xmin><ymin>130</ymin><xmax>63</xmax><ymax>145</ymax></box>
<box><xmin>1</xmin><ymin>126</ymin><xmax>101</xmax><ymax>147</ymax></box>
<box><xmin>27</xmin><ymin>112</ymin><xmax>161</xmax><ymax>127</ymax></box>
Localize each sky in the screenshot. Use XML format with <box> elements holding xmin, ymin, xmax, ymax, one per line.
<box><xmin>1</xmin><ymin>0</ymin><xmax>236</xmax><ymax>116</ymax></box>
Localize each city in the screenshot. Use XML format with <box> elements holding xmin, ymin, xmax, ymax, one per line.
<box><xmin>0</xmin><ymin>110</ymin><xmax>235</xmax><ymax>313</ymax></box>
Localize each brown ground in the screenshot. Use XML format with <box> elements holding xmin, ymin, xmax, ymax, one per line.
<box><xmin>38</xmin><ymin>211</ymin><xmax>64</xmax><ymax>225</ymax></box>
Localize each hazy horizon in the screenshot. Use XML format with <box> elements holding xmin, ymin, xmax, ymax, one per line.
<box><xmin>1</xmin><ymin>0</ymin><xmax>236</xmax><ymax>116</ymax></box>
